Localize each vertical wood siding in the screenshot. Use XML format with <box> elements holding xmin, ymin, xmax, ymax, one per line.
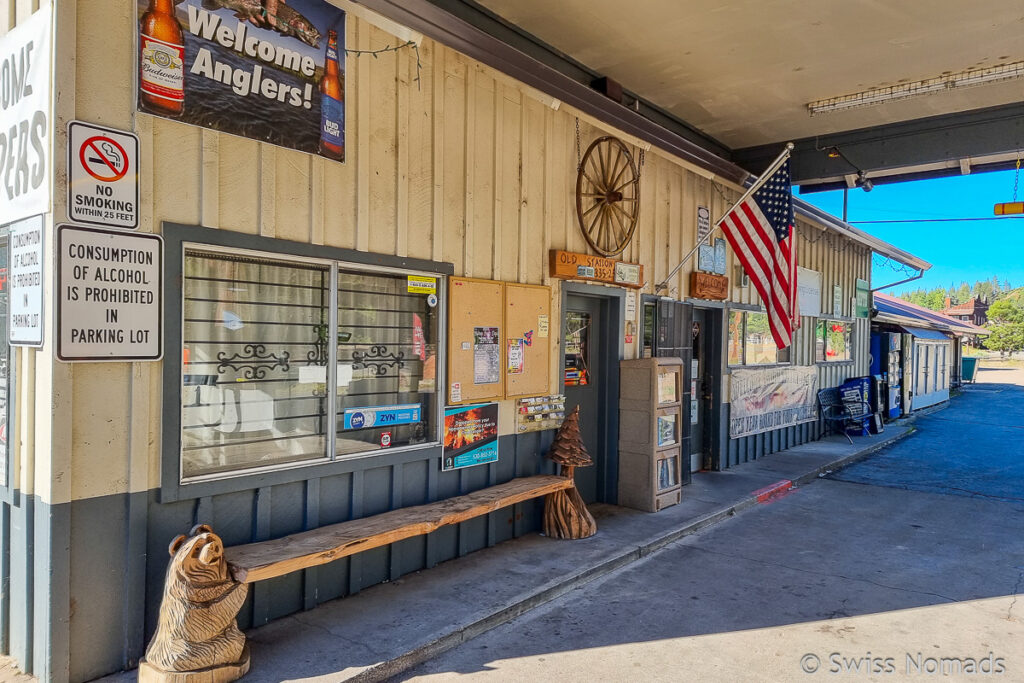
<box><xmin>20</xmin><ymin>3</ymin><xmax>882</xmax><ymax>675</ymax></box>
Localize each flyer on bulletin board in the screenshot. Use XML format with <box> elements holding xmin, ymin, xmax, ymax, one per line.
<box><xmin>507</xmin><ymin>338</ymin><xmax>524</xmax><ymax>374</ymax></box>
<box><xmin>442</xmin><ymin>403</ymin><xmax>499</xmax><ymax>471</ymax></box>
<box><xmin>473</xmin><ymin>326</ymin><xmax>500</xmax><ymax>384</ymax></box>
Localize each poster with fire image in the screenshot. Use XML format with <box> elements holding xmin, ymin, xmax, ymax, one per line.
<box><xmin>137</xmin><ymin>0</ymin><xmax>346</xmax><ymax>160</ymax></box>
<box><xmin>442</xmin><ymin>403</ymin><xmax>499</xmax><ymax>471</ymax></box>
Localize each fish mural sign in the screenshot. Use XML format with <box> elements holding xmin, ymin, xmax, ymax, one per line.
<box><xmin>137</xmin><ymin>0</ymin><xmax>346</xmax><ymax>160</ymax></box>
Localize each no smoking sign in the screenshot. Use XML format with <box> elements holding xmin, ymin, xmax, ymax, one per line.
<box><xmin>68</xmin><ymin>121</ymin><xmax>139</xmax><ymax>229</ymax></box>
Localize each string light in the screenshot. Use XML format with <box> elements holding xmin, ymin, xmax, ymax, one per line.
<box><xmin>345</xmin><ymin>41</ymin><xmax>423</xmax><ymax>89</ymax></box>
<box><xmin>872</xmin><ymin>254</ymin><xmax>918</xmax><ymax>277</ymax></box>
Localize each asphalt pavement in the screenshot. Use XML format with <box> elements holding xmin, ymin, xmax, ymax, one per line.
<box><xmin>830</xmin><ymin>365</ymin><xmax>1024</xmax><ymax>503</ymax></box>
<box><xmin>401</xmin><ymin>368</ymin><xmax>1024</xmax><ymax>682</ymax></box>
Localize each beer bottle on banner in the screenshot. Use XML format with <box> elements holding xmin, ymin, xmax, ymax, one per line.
<box><xmin>139</xmin><ymin>0</ymin><xmax>185</xmax><ymax>116</ymax></box>
<box><xmin>318</xmin><ymin>30</ymin><xmax>345</xmax><ymax>160</ymax></box>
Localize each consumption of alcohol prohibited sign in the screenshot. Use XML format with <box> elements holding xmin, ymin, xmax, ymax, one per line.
<box><xmin>68</xmin><ymin>121</ymin><xmax>139</xmax><ymax>229</ymax></box>
<box><xmin>57</xmin><ymin>225</ymin><xmax>162</xmax><ymax>362</ymax></box>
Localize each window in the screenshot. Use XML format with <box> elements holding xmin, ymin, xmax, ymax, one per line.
<box><xmin>335</xmin><ymin>268</ymin><xmax>439</xmax><ymax>456</ymax></box>
<box><xmin>816</xmin><ymin>320</ymin><xmax>852</xmax><ymax>362</ymax></box>
<box><xmin>728</xmin><ymin>310</ymin><xmax>790</xmax><ymax>366</ymax></box>
<box><xmin>564</xmin><ymin>311</ymin><xmax>590</xmax><ymax>386</ymax></box>
<box><xmin>180</xmin><ymin>247</ymin><xmax>441</xmax><ymax>480</ymax></box>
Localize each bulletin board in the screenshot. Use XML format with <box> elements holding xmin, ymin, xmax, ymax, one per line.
<box><xmin>448</xmin><ymin>277</ymin><xmax>504</xmax><ymax>403</ymax></box>
<box><xmin>504</xmin><ymin>283</ymin><xmax>552</xmax><ymax>399</ymax></box>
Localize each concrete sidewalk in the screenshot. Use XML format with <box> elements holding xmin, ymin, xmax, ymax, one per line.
<box><xmin>98</xmin><ymin>425</ymin><xmax>912</xmax><ymax>683</ymax></box>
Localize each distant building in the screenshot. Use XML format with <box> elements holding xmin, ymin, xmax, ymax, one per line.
<box><xmin>942</xmin><ymin>297</ymin><xmax>989</xmax><ymax>327</ymax></box>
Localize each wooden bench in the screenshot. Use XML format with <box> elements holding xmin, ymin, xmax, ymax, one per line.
<box><xmin>141</xmin><ymin>474</ymin><xmax>594</xmax><ymax>682</ymax></box>
<box><xmin>226</xmin><ymin>474</ymin><xmax>575</xmax><ymax>582</ymax></box>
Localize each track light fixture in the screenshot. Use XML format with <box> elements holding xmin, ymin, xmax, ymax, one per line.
<box><xmin>808</xmin><ymin>61</ymin><xmax>1024</xmax><ymax>115</ymax></box>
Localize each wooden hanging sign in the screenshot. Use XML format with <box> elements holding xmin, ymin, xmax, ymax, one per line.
<box><xmin>549</xmin><ymin>250</ymin><xmax>644</xmax><ymax>289</ymax></box>
<box><xmin>690</xmin><ymin>272</ymin><xmax>729</xmax><ymax>300</ymax></box>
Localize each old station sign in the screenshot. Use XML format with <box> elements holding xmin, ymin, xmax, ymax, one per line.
<box><xmin>549</xmin><ymin>250</ymin><xmax>644</xmax><ymax>289</ymax></box>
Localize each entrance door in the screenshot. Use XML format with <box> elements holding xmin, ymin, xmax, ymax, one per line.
<box><xmin>690</xmin><ymin>308</ymin><xmax>718</xmax><ymax>472</ymax></box>
<box><xmin>564</xmin><ymin>294</ymin><xmax>612</xmax><ymax>504</ymax></box>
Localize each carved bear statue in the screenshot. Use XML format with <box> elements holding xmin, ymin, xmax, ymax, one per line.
<box><xmin>140</xmin><ymin>524</ymin><xmax>250</xmax><ymax>683</ymax></box>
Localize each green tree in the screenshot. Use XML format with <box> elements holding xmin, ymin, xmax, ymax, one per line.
<box><xmin>984</xmin><ymin>324</ymin><xmax>1024</xmax><ymax>354</ymax></box>
<box><xmin>955</xmin><ymin>282</ymin><xmax>971</xmax><ymax>304</ymax></box>
<box><xmin>988</xmin><ymin>299</ymin><xmax>1024</xmax><ymax>324</ymax></box>
<box><xmin>983</xmin><ymin>298</ymin><xmax>1024</xmax><ymax>354</ymax></box>
<box><xmin>923</xmin><ymin>288</ymin><xmax>946</xmax><ymax>311</ymax></box>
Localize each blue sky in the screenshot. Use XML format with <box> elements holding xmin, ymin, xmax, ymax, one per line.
<box><xmin>798</xmin><ymin>169</ymin><xmax>1024</xmax><ymax>295</ymax></box>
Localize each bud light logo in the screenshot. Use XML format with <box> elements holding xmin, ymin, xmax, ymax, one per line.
<box><xmin>350</xmin><ymin>412</ymin><xmax>365</xmax><ymax>429</ymax></box>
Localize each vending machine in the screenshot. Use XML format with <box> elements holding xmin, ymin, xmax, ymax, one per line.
<box><xmin>886</xmin><ymin>333</ymin><xmax>902</xmax><ymax>418</ymax></box>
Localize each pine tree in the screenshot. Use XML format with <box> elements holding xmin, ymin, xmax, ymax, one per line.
<box><xmin>956</xmin><ymin>282</ymin><xmax>971</xmax><ymax>304</ymax></box>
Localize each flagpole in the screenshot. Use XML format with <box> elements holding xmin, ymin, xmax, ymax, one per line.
<box><xmin>656</xmin><ymin>142</ymin><xmax>794</xmax><ymax>292</ymax></box>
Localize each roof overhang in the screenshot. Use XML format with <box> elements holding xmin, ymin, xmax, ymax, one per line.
<box><xmin>900</xmin><ymin>326</ymin><xmax>953</xmax><ymax>341</ymax></box>
<box><xmin>874</xmin><ymin>313</ymin><xmax>988</xmax><ymax>337</ymax></box>
<box><xmin>434</xmin><ymin>0</ymin><xmax>1024</xmax><ymax>186</ymax></box>
<box><xmin>737</xmin><ymin>102</ymin><xmax>1024</xmax><ymax>189</ymax></box>
<box><xmin>873</xmin><ymin>294</ymin><xmax>990</xmax><ymax>336</ymax></box>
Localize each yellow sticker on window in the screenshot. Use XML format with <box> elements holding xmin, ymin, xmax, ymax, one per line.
<box><xmin>407</xmin><ymin>276</ymin><xmax>437</xmax><ymax>294</ymax></box>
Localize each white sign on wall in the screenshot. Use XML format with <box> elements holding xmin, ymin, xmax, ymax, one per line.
<box><xmin>0</xmin><ymin>4</ymin><xmax>53</xmax><ymax>224</ymax></box>
<box><xmin>67</xmin><ymin>121</ymin><xmax>139</xmax><ymax>229</ymax></box>
<box><xmin>8</xmin><ymin>214</ymin><xmax>44</xmax><ymax>346</ymax></box>
<box><xmin>57</xmin><ymin>225</ymin><xmax>163</xmax><ymax>362</ymax></box>
<box><xmin>796</xmin><ymin>266</ymin><xmax>821</xmax><ymax>318</ymax></box>
<box><xmin>696</xmin><ymin>206</ymin><xmax>711</xmax><ymax>243</ymax></box>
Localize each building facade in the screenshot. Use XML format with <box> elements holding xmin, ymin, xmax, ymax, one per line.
<box><xmin>942</xmin><ymin>296</ymin><xmax>990</xmax><ymax>327</ymax></box>
<box><xmin>874</xmin><ymin>293</ymin><xmax>988</xmax><ymax>413</ymax></box>
<box><xmin>0</xmin><ymin>1</ymin><xmax>927</xmax><ymax>680</ymax></box>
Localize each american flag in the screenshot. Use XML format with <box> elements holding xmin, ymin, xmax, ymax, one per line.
<box><xmin>719</xmin><ymin>157</ymin><xmax>797</xmax><ymax>349</ymax></box>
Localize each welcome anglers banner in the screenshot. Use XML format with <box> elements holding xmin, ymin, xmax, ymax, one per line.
<box><xmin>0</xmin><ymin>4</ymin><xmax>53</xmax><ymax>224</ymax></box>
<box><xmin>729</xmin><ymin>366</ymin><xmax>818</xmax><ymax>439</ymax></box>
<box><xmin>137</xmin><ymin>0</ymin><xmax>346</xmax><ymax>160</ymax></box>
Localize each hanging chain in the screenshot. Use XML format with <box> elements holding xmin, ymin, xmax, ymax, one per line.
<box><xmin>1013</xmin><ymin>152</ymin><xmax>1021</xmax><ymax>202</ymax></box>
<box><xmin>636</xmin><ymin>147</ymin><xmax>646</xmax><ymax>181</ymax></box>
<box><xmin>575</xmin><ymin>118</ymin><xmax>582</xmax><ymax>173</ymax></box>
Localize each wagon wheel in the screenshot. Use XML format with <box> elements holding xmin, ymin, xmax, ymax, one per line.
<box><xmin>575</xmin><ymin>136</ymin><xmax>640</xmax><ymax>257</ymax></box>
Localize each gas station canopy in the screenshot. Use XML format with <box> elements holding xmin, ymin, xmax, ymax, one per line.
<box><xmin>392</xmin><ymin>0</ymin><xmax>1024</xmax><ymax>191</ymax></box>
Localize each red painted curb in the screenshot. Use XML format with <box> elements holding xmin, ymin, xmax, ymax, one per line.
<box><xmin>751</xmin><ymin>479</ymin><xmax>793</xmax><ymax>503</ymax></box>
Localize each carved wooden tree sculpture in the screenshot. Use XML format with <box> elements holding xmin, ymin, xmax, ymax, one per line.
<box><xmin>543</xmin><ymin>406</ymin><xmax>598</xmax><ymax>539</ymax></box>
<box><xmin>140</xmin><ymin>524</ymin><xmax>250</xmax><ymax>683</ymax></box>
